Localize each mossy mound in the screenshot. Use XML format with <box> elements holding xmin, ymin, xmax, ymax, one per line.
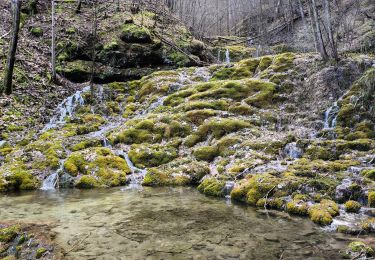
<box><xmin>63</xmin><ymin>147</ymin><xmax>130</xmax><ymax>188</ymax></box>
<box><xmin>230</xmin><ymin>173</ymin><xmax>302</xmax><ymax>205</ymax></box>
<box><xmin>120</xmin><ymin>24</ymin><xmax>152</xmax><ymax>43</ymax></box>
<box><xmin>143</xmin><ymin>159</ymin><xmax>209</xmax><ymax>186</ymax></box>
<box><xmin>128</xmin><ymin>143</ymin><xmax>178</xmax><ymax>168</ymax></box>
<box><xmin>344</xmin><ymin>200</ymin><xmax>362</xmax><ymax>213</ymax></box>
<box><xmin>110</xmin><ymin>118</ymin><xmax>191</xmax><ymax>145</ymax></box>
<box><xmin>308</xmin><ymin>199</ymin><xmax>339</xmax><ymax>225</ymax></box>
<box><xmin>0</xmin><ymin>225</ymin><xmax>20</xmax><ymax>243</ymax></box>
<box><xmin>197</xmin><ymin>178</ymin><xmax>226</xmax><ymax>197</ymax></box>
<box><xmin>184</xmin><ymin>118</ymin><xmax>251</xmax><ymax>147</ymax></box>
<box><xmin>346</xmin><ymin>241</ymin><xmax>374</xmax><ymax>258</ymax></box>
<box><xmin>0</xmin><ymin>163</ymin><xmax>39</xmax><ymax>192</ymax></box>
<box><xmin>286</xmin><ymin>199</ymin><xmax>309</xmax><ymax>216</ymax></box>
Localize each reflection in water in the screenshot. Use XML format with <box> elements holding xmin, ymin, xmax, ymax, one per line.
<box><xmin>0</xmin><ymin>187</ymin><xmax>355</xmax><ymax>259</ymax></box>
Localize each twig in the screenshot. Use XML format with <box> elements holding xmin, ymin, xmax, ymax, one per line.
<box><xmin>0</xmin><ymin>30</ymin><xmax>11</xmax><ymax>40</ymax></box>
<box><xmin>263</xmin><ymin>185</ymin><xmax>277</xmax><ymax>218</ymax></box>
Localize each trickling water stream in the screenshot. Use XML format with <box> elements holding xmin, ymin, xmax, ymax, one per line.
<box><xmin>43</xmin><ymin>86</ymin><xmax>90</xmax><ymax>131</ymax></box>
<box><xmin>0</xmin><ymin>187</ymin><xmax>358</xmax><ymax>259</ymax></box>
<box><xmin>324</xmin><ymin>101</ymin><xmax>340</xmax><ymax>129</ymax></box>
<box><xmin>225</xmin><ymin>48</ymin><xmax>231</xmax><ymax>65</ymax></box>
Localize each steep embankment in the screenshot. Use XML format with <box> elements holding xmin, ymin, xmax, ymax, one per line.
<box><xmin>0</xmin><ymin>51</ymin><xmax>374</xmax><ymax>241</ymax></box>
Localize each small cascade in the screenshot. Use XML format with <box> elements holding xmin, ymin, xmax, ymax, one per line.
<box><xmin>43</xmin><ymin>86</ymin><xmax>90</xmax><ymax>131</ymax></box>
<box><xmin>217</xmin><ymin>50</ymin><xmax>221</xmax><ymax>63</ymax></box>
<box><xmin>40</xmin><ymin>171</ymin><xmax>59</xmax><ymax>191</ymax></box>
<box><xmin>142</xmin><ymin>96</ymin><xmax>166</xmax><ymax>116</ymax></box>
<box><xmin>223</xmin><ymin>181</ymin><xmax>235</xmax><ymax>197</ymax></box>
<box><xmin>178</xmin><ymin>71</ymin><xmax>192</xmax><ymax>85</ymax></box>
<box><xmin>40</xmin><ymin>172</ymin><xmax>58</xmax><ymax>190</ymax></box>
<box><xmin>117</xmin><ymin>150</ymin><xmax>147</xmax><ymax>189</ymax></box>
<box><xmin>193</xmin><ymin>67</ymin><xmax>211</xmax><ymax>82</ymax></box>
<box><xmin>283</xmin><ymin>142</ymin><xmax>303</xmax><ymax>159</ymax></box>
<box><xmin>103</xmin><ymin>136</ymin><xmax>109</xmax><ymax>147</ymax></box>
<box><xmin>324</xmin><ymin>101</ymin><xmax>340</xmax><ymax>129</ymax></box>
<box><xmin>225</xmin><ymin>49</ymin><xmax>231</xmax><ymax>65</ymax></box>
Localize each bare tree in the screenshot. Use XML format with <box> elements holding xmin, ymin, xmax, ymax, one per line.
<box><xmin>76</xmin><ymin>0</ymin><xmax>82</xmax><ymax>13</ymax></box>
<box><xmin>90</xmin><ymin>0</ymin><xmax>98</xmax><ymax>97</ymax></box>
<box><xmin>51</xmin><ymin>0</ymin><xmax>57</xmax><ymax>82</ymax></box>
<box><xmin>1</xmin><ymin>0</ymin><xmax>22</xmax><ymax>95</ymax></box>
<box><xmin>309</xmin><ymin>0</ymin><xmax>328</xmax><ymax>60</ymax></box>
<box><xmin>323</xmin><ymin>0</ymin><xmax>338</xmax><ymax>60</ymax></box>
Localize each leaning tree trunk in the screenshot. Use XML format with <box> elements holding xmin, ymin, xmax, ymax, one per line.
<box><xmin>89</xmin><ymin>0</ymin><xmax>98</xmax><ymax>98</ymax></box>
<box><xmin>51</xmin><ymin>0</ymin><xmax>57</xmax><ymax>82</ymax></box>
<box><xmin>2</xmin><ymin>0</ymin><xmax>22</xmax><ymax>95</ymax></box>
<box><xmin>75</xmin><ymin>0</ymin><xmax>82</xmax><ymax>13</ymax></box>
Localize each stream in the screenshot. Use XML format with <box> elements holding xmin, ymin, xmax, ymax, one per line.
<box><xmin>0</xmin><ymin>187</ymin><xmax>355</xmax><ymax>259</ymax></box>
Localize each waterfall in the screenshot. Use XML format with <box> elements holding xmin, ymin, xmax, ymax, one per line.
<box><xmin>225</xmin><ymin>49</ymin><xmax>231</xmax><ymax>65</ymax></box>
<box><xmin>223</xmin><ymin>181</ymin><xmax>235</xmax><ymax>197</ymax></box>
<box><xmin>324</xmin><ymin>101</ymin><xmax>340</xmax><ymax>129</ymax></box>
<box><xmin>41</xmin><ymin>172</ymin><xmax>58</xmax><ymax>190</ymax></box>
<box><xmin>43</xmin><ymin>86</ymin><xmax>90</xmax><ymax>131</ymax></box>
<box><xmin>117</xmin><ymin>150</ymin><xmax>147</xmax><ymax>189</ymax></box>
<box><xmin>40</xmin><ymin>172</ymin><xmax>59</xmax><ymax>191</ymax></box>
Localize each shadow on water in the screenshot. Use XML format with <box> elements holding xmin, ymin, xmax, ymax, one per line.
<box><xmin>0</xmin><ymin>187</ymin><xmax>362</xmax><ymax>259</ymax></box>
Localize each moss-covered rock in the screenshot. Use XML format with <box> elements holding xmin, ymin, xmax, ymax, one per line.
<box><xmin>35</xmin><ymin>247</ymin><xmax>47</xmax><ymax>258</ymax></box>
<box><xmin>346</xmin><ymin>241</ymin><xmax>374</xmax><ymax>257</ymax></box>
<box><xmin>286</xmin><ymin>200</ymin><xmax>309</xmax><ymax>216</ymax></box>
<box><xmin>64</xmin><ymin>148</ymin><xmax>129</xmax><ymax>188</ymax></box>
<box><xmin>308</xmin><ymin>199</ymin><xmax>339</xmax><ymax>225</ymax></box>
<box><xmin>362</xmin><ymin>169</ymin><xmax>375</xmax><ymax>181</ymax></box>
<box><xmin>256</xmin><ymin>198</ymin><xmax>284</xmax><ymax>209</ymax></box>
<box><xmin>120</xmin><ymin>24</ymin><xmax>152</xmax><ymax>43</ymax></box>
<box><xmin>0</xmin><ymin>225</ymin><xmax>20</xmax><ymax>243</ymax></box>
<box><xmin>128</xmin><ymin>143</ymin><xmax>178</xmax><ymax>168</ymax></box>
<box><xmin>143</xmin><ymin>160</ymin><xmax>209</xmax><ymax>186</ymax></box>
<box><xmin>197</xmin><ymin>178</ymin><xmax>226</xmax><ymax>197</ymax></box>
<box><xmin>193</xmin><ymin>146</ymin><xmax>219</xmax><ymax>161</ymax></box>
<box><xmin>368</xmin><ymin>191</ymin><xmax>375</xmax><ymax>207</ymax></box>
<box><xmin>230</xmin><ymin>173</ymin><xmax>302</xmax><ymax>206</ymax></box>
<box><xmin>344</xmin><ymin>200</ymin><xmax>361</xmax><ymax>213</ymax></box>
<box><xmin>360</xmin><ymin>218</ymin><xmax>375</xmax><ymax>233</ymax></box>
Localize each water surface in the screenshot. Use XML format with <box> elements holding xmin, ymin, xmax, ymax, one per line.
<box><xmin>0</xmin><ymin>187</ymin><xmax>354</xmax><ymax>259</ymax></box>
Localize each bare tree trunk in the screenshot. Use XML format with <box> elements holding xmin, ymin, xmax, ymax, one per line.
<box><xmin>226</xmin><ymin>0</ymin><xmax>230</xmax><ymax>35</ymax></box>
<box><xmin>298</xmin><ymin>0</ymin><xmax>307</xmax><ymax>31</ymax></box>
<box><xmin>51</xmin><ymin>0</ymin><xmax>57</xmax><ymax>82</ymax></box>
<box><xmin>2</xmin><ymin>0</ymin><xmax>22</xmax><ymax>95</ymax></box>
<box><xmin>288</xmin><ymin>0</ymin><xmax>294</xmax><ymax>31</ymax></box>
<box><xmin>323</xmin><ymin>0</ymin><xmax>338</xmax><ymax>60</ymax></box>
<box><xmin>90</xmin><ymin>0</ymin><xmax>98</xmax><ymax>98</ymax></box>
<box><xmin>310</xmin><ymin>0</ymin><xmax>328</xmax><ymax>60</ymax></box>
<box><xmin>75</xmin><ymin>0</ymin><xmax>82</xmax><ymax>13</ymax></box>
